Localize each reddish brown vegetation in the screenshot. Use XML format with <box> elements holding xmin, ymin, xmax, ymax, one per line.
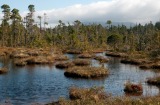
<box><xmin>124</xmin><ymin>81</ymin><xmax>143</xmax><ymax>94</ymax></box>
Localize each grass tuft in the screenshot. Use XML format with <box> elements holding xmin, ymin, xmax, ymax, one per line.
<box><xmin>64</xmin><ymin>66</ymin><xmax>109</xmax><ymax>78</ymax></box>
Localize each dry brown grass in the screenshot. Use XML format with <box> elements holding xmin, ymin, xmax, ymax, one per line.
<box><xmin>54</xmin><ymin>55</ymin><xmax>69</xmax><ymax>61</ymax></box>
<box><xmin>66</xmin><ymin>50</ymin><xmax>82</xmax><ymax>54</ymax></box>
<box><xmin>106</xmin><ymin>52</ymin><xmax>128</xmax><ymax>58</ymax></box>
<box><xmin>69</xmin><ymin>87</ymin><xmax>108</xmax><ymax>100</ymax></box>
<box><xmin>55</xmin><ymin>61</ymin><xmax>75</xmax><ymax>69</ymax></box>
<box><xmin>147</xmin><ymin>76</ymin><xmax>160</xmax><ymax>86</ymax></box>
<box><xmin>120</xmin><ymin>59</ymin><xmax>146</xmax><ymax>65</ymax></box>
<box><xmin>94</xmin><ymin>56</ymin><xmax>109</xmax><ymax>63</ymax></box>
<box><xmin>78</xmin><ymin>53</ymin><xmax>93</xmax><ymax>59</ymax></box>
<box><xmin>14</xmin><ymin>59</ymin><xmax>27</xmax><ymax>66</ymax></box>
<box><xmin>72</xmin><ymin>59</ymin><xmax>91</xmax><ymax>66</ymax></box>
<box><xmin>11</xmin><ymin>53</ymin><xmax>29</xmax><ymax>58</ymax></box>
<box><xmin>151</xmin><ymin>63</ymin><xmax>160</xmax><ymax>69</ymax></box>
<box><xmin>139</xmin><ymin>64</ymin><xmax>153</xmax><ymax>69</ymax></box>
<box><xmin>0</xmin><ymin>67</ymin><xmax>8</xmax><ymax>74</ymax></box>
<box><xmin>47</xmin><ymin>87</ymin><xmax>160</xmax><ymax>105</ymax></box>
<box><xmin>0</xmin><ymin>47</ymin><xmax>15</xmax><ymax>56</ymax></box>
<box><xmin>0</xmin><ymin>52</ymin><xmax>6</xmax><ymax>56</ymax></box>
<box><xmin>26</xmin><ymin>56</ymin><xmax>54</xmax><ymax>64</ymax></box>
<box><xmin>92</xmin><ymin>49</ymin><xmax>106</xmax><ymax>53</ymax></box>
<box><xmin>139</xmin><ymin>61</ymin><xmax>160</xmax><ymax>70</ymax></box>
<box><xmin>27</xmin><ymin>50</ymin><xmax>39</xmax><ymax>56</ymax></box>
<box><xmin>64</xmin><ymin>66</ymin><xmax>109</xmax><ymax>78</ymax></box>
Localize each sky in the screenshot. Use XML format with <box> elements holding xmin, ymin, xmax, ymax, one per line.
<box><xmin>0</xmin><ymin>0</ymin><xmax>160</xmax><ymax>26</ymax></box>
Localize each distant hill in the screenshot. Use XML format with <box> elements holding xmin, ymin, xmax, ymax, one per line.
<box><xmin>82</xmin><ymin>21</ymin><xmax>136</xmax><ymax>28</ymax></box>
<box><xmin>108</xmin><ymin>22</ymin><xmax>135</xmax><ymax>28</ymax></box>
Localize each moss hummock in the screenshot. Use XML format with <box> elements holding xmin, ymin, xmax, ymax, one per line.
<box><xmin>94</xmin><ymin>56</ymin><xmax>109</xmax><ymax>63</ymax></box>
<box><xmin>0</xmin><ymin>68</ymin><xmax>8</xmax><ymax>74</ymax></box>
<box><xmin>120</xmin><ymin>59</ymin><xmax>146</xmax><ymax>65</ymax></box>
<box><xmin>147</xmin><ymin>76</ymin><xmax>160</xmax><ymax>86</ymax></box>
<box><xmin>54</xmin><ymin>55</ymin><xmax>69</xmax><ymax>61</ymax></box>
<box><xmin>66</xmin><ymin>50</ymin><xmax>82</xmax><ymax>54</ymax></box>
<box><xmin>124</xmin><ymin>81</ymin><xmax>143</xmax><ymax>94</ymax></box>
<box><xmin>26</xmin><ymin>56</ymin><xmax>54</xmax><ymax>64</ymax></box>
<box><xmin>64</xmin><ymin>66</ymin><xmax>109</xmax><ymax>78</ymax></box>
<box><xmin>56</xmin><ymin>61</ymin><xmax>74</xmax><ymax>69</ymax></box>
<box><xmin>106</xmin><ymin>52</ymin><xmax>128</xmax><ymax>58</ymax></box>
<box><xmin>14</xmin><ymin>59</ymin><xmax>27</xmax><ymax>66</ymax></box>
<box><xmin>78</xmin><ymin>53</ymin><xmax>93</xmax><ymax>59</ymax></box>
<box><xmin>69</xmin><ymin>87</ymin><xmax>108</xmax><ymax>100</ymax></box>
<box><xmin>72</xmin><ymin>59</ymin><xmax>91</xmax><ymax>66</ymax></box>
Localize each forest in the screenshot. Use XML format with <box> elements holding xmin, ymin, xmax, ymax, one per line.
<box><xmin>0</xmin><ymin>4</ymin><xmax>159</xmax><ymax>56</ymax></box>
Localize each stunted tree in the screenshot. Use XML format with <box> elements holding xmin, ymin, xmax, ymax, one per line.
<box><xmin>107</xmin><ymin>20</ymin><xmax>112</xmax><ymax>38</ymax></box>
<box><xmin>74</xmin><ymin>20</ymin><xmax>81</xmax><ymax>33</ymax></box>
<box><xmin>43</xmin><ymin>13</ymin><xmax>48</xmax><ymax>30</ymax></box>
<box><xmin>107</xmin><ymin>20</ymin><xmax>112</xmax><ymax>29</ymax></box>
<box><xmin>1</xmin><ymin>4</ymin><xmax>10</xmax><ymax>46</ymax></box>
<box><xmin>107</xmin><ymin>34</ymin><xmax>122</xmax><ymax>51</ymax></box>
<box><xmin>10</xmin><ymin>8</ymin><xmax>21</xmax><ymax>46</ymax></box>
<box><xmin>155</xmin><ymin>22</ymin><xmax>160</xmax><ymax>30</ymax></box>
<box><xmin>26</xmin><ymin>4</ymin><xmax>35</xmax><ymax>45</ymax></box>
<box><xmin>37</xmin><ymin>16</ymin><xmax>42</xmax><ymax>32</ymax></box>
<box><xmin>28</xmin><ymin>5</ymin><xmax>35</xmax><ymax>19</ymax></box>
<box><xmin>1</xmin><ymin>4</ymin><xmax>10</xmax><ymax>25</ymax></box>
<box><xmin>27</xmin><ymin>4</ymin><xmax>35</xmax><ymax>28</ymax></box>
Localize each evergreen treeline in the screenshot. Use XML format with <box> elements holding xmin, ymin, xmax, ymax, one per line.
<box><xmin>0</xmin><ymin>4</ymin><xmax>160</xmax><ymax>55</ymax></box>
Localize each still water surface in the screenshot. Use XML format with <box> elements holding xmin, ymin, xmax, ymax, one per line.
<box><xmin>0</xmin><ymin>53</ymin><xmax>159</xmax><ymax>105</ymax></box>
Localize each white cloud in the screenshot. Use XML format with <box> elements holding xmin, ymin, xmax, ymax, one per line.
<box><xmin>1</xmin><ymin>0</ymin><xmax>160</xmax><ymax>26</ymax></box>
<box><xmin>37</xmin><ymin>0</ymin><xmax>160</xmax><ymax>25</ymax></box>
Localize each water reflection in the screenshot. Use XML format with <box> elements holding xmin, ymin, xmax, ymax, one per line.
<box><xmin>0</xmin><ymin>54</ymin><xmax>159</xmax><ymax>105</ymax></box>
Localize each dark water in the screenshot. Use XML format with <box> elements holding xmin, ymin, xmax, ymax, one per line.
<box><xmin>0</xmin><ymin>53</ymin><xmax>159</xmax><ymax>105</ymax></box>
